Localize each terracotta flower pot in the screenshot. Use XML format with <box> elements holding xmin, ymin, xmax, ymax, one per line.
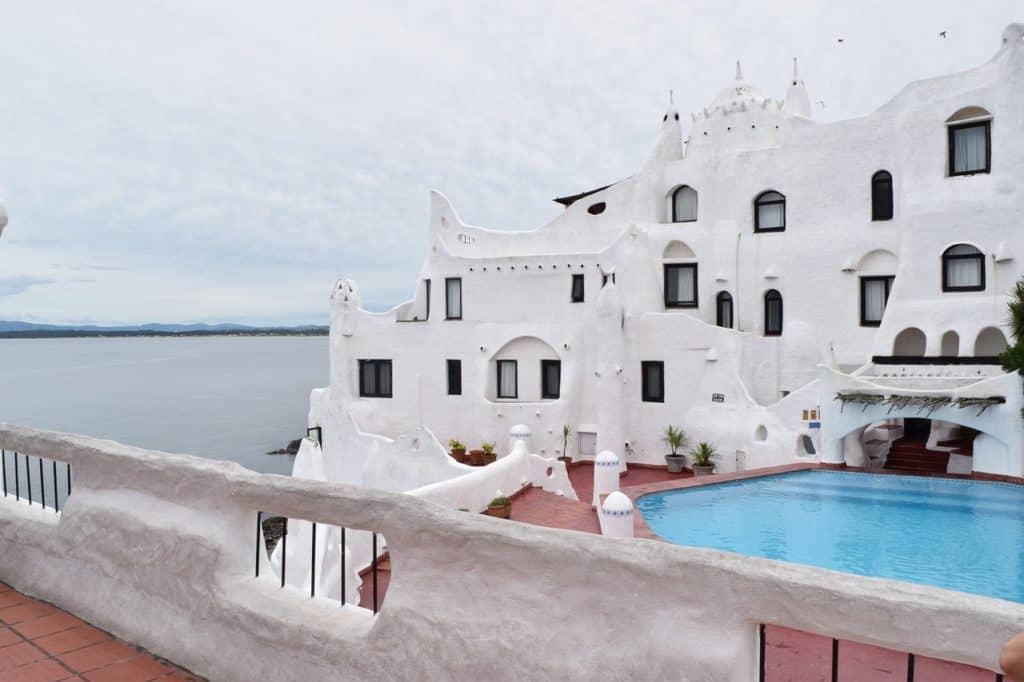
<box><xmin>450</xmin><ymin>448</ymin><xmax>466</xmax><ymax>463</ymax></box>
<box><xmin>469</xmin><ymin>449</ymin><xmax>485</xmax><ymax>466</ymax></box>
<box><xmin>481</xmin><ymin>451</ymin><xmax>497</xmax><ymax>465</ymax></box>
<box><xmin>485</xmin><ymin>502</ymin><xmax>511</xmax><ymax>518</ymax></box>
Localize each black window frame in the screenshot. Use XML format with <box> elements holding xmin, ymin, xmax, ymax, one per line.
<box><xmin>424</xmin><ymin>278</ymin><xmax>431</xmax><ymax>320</ymax></box>
<box><xmin>446</xmin><ymin>359</ymin><xmax>462</xmax><ymax>396</ymax></box>
<box><xmin>496</xmin><ymin>359</ymin><xmax>518</xmax><ymax>399</ymax></box>
<box><xmin>942</xmin><ymin>244</ymin><xmax>986</xmax><ymax>292</ymax></box>
<box><xmin>445</xmin><ymin>277</ymin><xmax>462</xmax><ymax>320</ymax></box>
<box><xmin>754</xmin><ymin>190</ymin><xmax>786</xmax><ymax>233</ymax></box>
<box><xmin>859</xmin><ymin>275</ymin><xmax>894</xmax><ymax>327</ymax></box>
<box><xmin>671</xmin><ymin>185</ymin><xmax>698</xmax><ymax>223</ymax></box>
<box><xmin>641</xmin><ymin>361</ymin><xmax>665</xmax><ymax>403</ymax></box>
<box><xmin>541</xmin><ymin>359</ymin><xmax>561</xmax><ymax>399</ymax></box>
<box><xmin>358</xmin><ymin>359</ymin><xmax>393</xmax><ymax>398</ymax></box>
<box><xmin>570</xmin><ymin>274</ymin><xmax>585</xmax><ymax>303</ymax></box>
<box><xmin>764</xmin><ymin>290</ymin><xmax>783</xmax><ymax>336</ymax></box>
<box><xmin>947</xmin><ymin>120</ymin><xmax>991</xmax><ymax>177</ymax></box>
<box><xmin>601</xmin><ymin>272</ymin><xmax>616</xmax><ymax>287</ymax></box>
<box><xmin>871</xmin><ymin>170</ymin><xmax>893</xmax><ymax>221</ymax></box>
<box><xmin>715</xmin><ymin>291</ymin><xmax>734</xmax><ymax>328</ymax></box>
<box><xmin>663</xmin><ymin>263</ymin><xmax>698</xmax><ymax>309</ymax></box>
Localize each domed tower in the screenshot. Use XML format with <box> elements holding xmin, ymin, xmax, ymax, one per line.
<box><xmin>641</xmin><ymin>91</ymin><xmax>684</xmax><ymax>170</ymax></box>
<box><xmin>709</xmin><ymin>61</ymin><xmax>772</xmax><ymax>111</ymax></box>
<box><xmin>783</xmin><ymin>58</ymin><xmax>812</xmax><ymax>118</ymax></box>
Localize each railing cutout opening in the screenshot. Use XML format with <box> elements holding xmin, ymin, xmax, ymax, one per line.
<box><xmin>1</xmin><ymin>450</ymin><xmax>71</xmax><ymax>513</ymax></box>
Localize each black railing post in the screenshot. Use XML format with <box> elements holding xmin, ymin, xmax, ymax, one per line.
<box><xmin>26</xmin><ymin>454</ymin><xmax>32</xmax><ymax>506</ymax></box>
<box><xmin>38</xmin><ymin>457</ymin><xmax>44</xmax><ymax>509</ymax></box>
<box><xmin>66</xmin><ymin>462</ymin><xmax>71</xmax><ymax>497</ymax></box>
<box><xmin>997</xmin><ymin>673</ymin><xmax>1004</xmax><ymax>681</ymax></box>
<box><xmin>831</xmin><ymin>639</ymin><xmax>839</xmax><ymax>682</ymax></box>
<box><xmin>1</xmin><ymin>449</ymin><xmax>6</xmax><ymax>497</ymax></box>
<box><xmin>310</xmin><ymin>522</ymin><xmax>317</xmax><ymax>598</ymax></box>
<box><xmin>372</xmin><ymin>532</ymin><xmax>379</xmax><ymax>614</ymax></box>
<box><xmin>340</xmin><ymin>527</ymin><xmax>346</xmax><ymax>606</ymax></box>
<box><xmin>280</xmin><ymin>518</ymin><xmax>288</xmax><ymax>589</ymax></box>
<box><xmin>758</xmin><ymin>624</ymin><xmax>766</xmax><ymax>682</ymax></box>
<box><xmin>52</xmin><ymin>461</ymin><xmax>59</xmax><ymax>513</ymax></box>
<box><xmin>906</xmin><ymin>653</ymin><xmax>915</xmax><ymax>682</ymax></box>
<box><xmin>255</xmin><ymin>512</ymin><xmax>262</xmax><ymax>578</ymax></box>
<box><xmin>14</xmin><ymin>451</ymin><xmax>20</xmax><ymax>500</ymax></box>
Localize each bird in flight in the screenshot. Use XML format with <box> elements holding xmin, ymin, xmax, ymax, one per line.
<box><xmin>817</xmin><ymin>100</ymin><xmax>826</xmax><ymax>108</ymax></box>
<box><xmin>837</xmin><ymin>38</ymin><xmax>845</xmax><ymax>43</ymax></box>
<box><xmin>939</xmin><ymin>31</ymin><xmax>947</xmax><ymax>38</ymax></box>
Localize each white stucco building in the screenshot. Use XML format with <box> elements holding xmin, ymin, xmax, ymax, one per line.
<box><xmin>310</xmin><ymin>24</ymin><xmax>1024</xmax><ymax>481</ymax></box>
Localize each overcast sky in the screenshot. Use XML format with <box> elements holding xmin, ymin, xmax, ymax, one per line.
<box><xmin>0</xmin><ymin>1</ymin><xmax>1018</xmax><ymax>325</ymax></box>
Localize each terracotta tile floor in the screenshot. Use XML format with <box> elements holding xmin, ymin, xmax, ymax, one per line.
<box><xmin>0</xmin><ymin>582</ymin><xmax>203</xmax><ymax>681</ymax></box>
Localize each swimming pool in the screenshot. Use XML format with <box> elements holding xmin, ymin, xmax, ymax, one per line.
<box><xmin>636</xmin><ymin>470</ymin><xmax>1024</xmax><ymax>603</ymax></box>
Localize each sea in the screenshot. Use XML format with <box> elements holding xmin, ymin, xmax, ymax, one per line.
<box><xmin>0</xmin><ymin>336</ymin><xmax>328</xmax><ymax>474</ymax></box>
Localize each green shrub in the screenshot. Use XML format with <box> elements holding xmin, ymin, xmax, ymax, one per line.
<box><xmin>489</xmin><ymin>496</ymin><xmax>511</xmax><ymax>507</ymax></box>
<box><xmin>448</xmin><ymin>438</ymin><xmax>465</xmax><ymax>450</ymax></box>
<box><xmin>690</xmin><ymin>442</ymin><xmax>717</xmax><ymax>466</ymax></box>
<box><xmin>663</xmin><ymin>425</ymin><xmax>687</xmax><ymax>455</ymax></box>
<box><xmin>480</xmin><ymin>441</ymin><xmax>495</xmax><ymax>454</ymax></box>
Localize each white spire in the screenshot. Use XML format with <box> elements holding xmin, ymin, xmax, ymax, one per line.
<box><xmin>735</xmin><ymin>60</ymin><xmax>743</xmax><ymax>81</ymax></box>
<box><xmin>792</xmin><ymin>57</ymin><xmax>799</xmax><ymax>83</ymax></box>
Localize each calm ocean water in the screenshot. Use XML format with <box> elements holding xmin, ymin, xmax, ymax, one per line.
<box><xmin>0</xmin><ymin>336</ymin><xmax>328</xmax><ymax>474</ymax></box>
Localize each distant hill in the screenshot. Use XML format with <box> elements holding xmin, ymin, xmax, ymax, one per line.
<box><xmin>0</xmin><ymin>320</ymin><xmax>328</xmax><ymax>338</ymax></box>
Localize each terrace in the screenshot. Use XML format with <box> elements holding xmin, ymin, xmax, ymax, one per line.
<box><xmin>1</xmin><ymin>424</ymin><xmax>1021</xmax><ymax>681</ymax></box>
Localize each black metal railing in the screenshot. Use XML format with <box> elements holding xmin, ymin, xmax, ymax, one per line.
<box><xmin>255</xmin><ymin>511</ymin><xmax>384</xmax><ymax>614</ymax></box>
<box><xmin>1</xmin><ymin>449</ymin><xmax>71</xmax><ymax>513</ymax></box>
<box><xmin>758</xmin><ymin>624</ymin><xmax>1004</xmax><ymax>682</ymax></box>
<box><xmin>306</xmin><ymin>426</ymin><xmax>322</xmax><ymax>447</ymax></box>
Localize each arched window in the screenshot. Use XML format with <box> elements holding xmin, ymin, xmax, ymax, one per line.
<box><xmin>754</xmin><ymin>191</ymin><xmax>785</xmax><ymax>232</ymax></box>
<box><xmin>942</xmin><ymin>244</ymin><xmax>985</xmax><ymax>292</ymax></box>
<box><xmin>764</xmin><ymin>290</ymin><xmax>783</xmax><ymax>336</ymax></box>
<box><xmin>871</xmin><ymin>171</ymin><xmax>893</xmax><ymax>221</ymax></box>
<box><xmin>715</xmin><ymin>292</ymin><xmax>733</xmax><ymax>328</ymax></box>
<box><xmin>672</xmin><ymin>186</ymin><xmax>698</xmax><ymax>222</ymax></box>
<box><xmin>947</xmin><ymin>107</ymin><xmax>992</xmax><ymax>176</ymax></box>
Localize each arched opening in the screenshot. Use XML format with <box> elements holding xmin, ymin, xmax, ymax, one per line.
<box><xmin>946</xmin><ymin>107</ymin><xmax>992</xmax><ymax>176</ymax></box>
<box><xmin>489</xmin><ymin>336</ymin><xmax>560</xmax><ymax>402</ymax></box>
<box><xmin>942</xmin><ymin>244</ymin><xmax>985</xmax><ymax>292</ymax></box>
<box><xmin>940</xmin><ymin>330</ymin><xmax>960</xmax><ymax>357</ymax></box>
<box><xmin>754</xmin><ymin>191</ymin><xmax>786</xmax><ymax>233</ymax></box>
<box><xmin>893</xmin><ymin>328</ymin><xmax>926</xmax><ymax>356</ymax></box>
<box><xmin>715</xmin><ymin>291</ymin><xmax>733</xmax><ymax>328</ymax></box>
<box><xmin>754</xmin><ymin>425</ymin><xmax>768</xmax><ymax>441</ymax></box>
<box><xmin>671</xmin><ymin>186</ymin><xmax>698</xmax><ymax>222</ymax></box>
<box><xmin>663</xmin><ymin>241</ymin><xmax>697</xmax><ymax>309</ymax></box>
<box><xmin>974</xmin><ymin>327</ymin><xmax>1008</xmax><ymax>357</ymax></box>
<box><xmin>763</xmin><ymin>290</ymin><xmax>782</xmax><ymax>336</ymax></box>
<box><xmin>871</xmin><ymin>171</ymin><xmax>893</xmax><ymax>221</ymax></box>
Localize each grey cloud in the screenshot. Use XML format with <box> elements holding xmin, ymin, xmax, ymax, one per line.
<box><xmin>0</xmin><ymin>276</ymin><xmax>57</xmax><ymax>296</ymax></box>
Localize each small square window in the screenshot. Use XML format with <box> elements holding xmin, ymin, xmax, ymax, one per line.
<box><xmin>541</xmin><ymin>359</ymin><xmax>561</xmax><ymax>399</ymax></box>
<box><xmin>358</xmin><ymin>360</ymin><xmax>393</xmax><ymax>398</ymax></box>
<box><xmin>446</xmin><ymin>359</ymin><xmax>461</xmax><ymax>396</ymax></box>
<box><xmin>664</xmin><ymin>263</ymin><xmax>698</xmax><ymax>308</ymax></box>
<box><xmin>641</xmin><ymin>361</ymin><xmax>664</xmax><ymax>403</ymax></box>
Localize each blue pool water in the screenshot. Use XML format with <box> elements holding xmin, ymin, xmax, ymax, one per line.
<box><xmin>636</xmin><ymin>470</ymin><xmax>1024</xmax><ymax>603</ymax></box>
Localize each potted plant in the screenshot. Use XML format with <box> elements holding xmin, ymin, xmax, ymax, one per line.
<box><xmin>663</xmin><ymin>425</ymin><xmax>687</xmax><ymax>473</ymax></box>
<box><xmin>558</xmin><ymin>425</ymin><xmax>573</xmax><ymax>465</ymax></box>
<box><xmin>468</xmin><ymin>446</ymin><xmax>485</xmax><ymax>466</ymax></box>
<box><xmin>448</xmin><ymin>438</ymin><xmax>466</xmax><ymax>463</ymax></box>
<box><xmin>480</xmin><ymin>441</ymin><xmax>497</xmax><ymax>465</ymax></box>
<box><xmin>690</xmin><ymin>441</ymin><xmax>718</xmax><ymax>476</ymax></box>
<box><xmin>485</xmin><ymin>496</ymin><xmax>512</xmax><ymax>518</ymax></box>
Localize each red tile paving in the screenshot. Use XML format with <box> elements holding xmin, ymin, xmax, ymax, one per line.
<box><xmin>0</xmin><ymin>581</ymin><xmax>202</xmax><ymax>681</ymax></box>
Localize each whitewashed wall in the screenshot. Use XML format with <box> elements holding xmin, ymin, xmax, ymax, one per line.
<box><xmin>0</xmin><ymin>424</ymin><xmax>1020</xmax><ymax>681</ymax></box>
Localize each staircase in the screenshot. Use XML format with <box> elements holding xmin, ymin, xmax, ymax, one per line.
<box><xmin>884</xmin><ymin>440</ymin><xmax>951</xmax><ymax>474</ymax></box>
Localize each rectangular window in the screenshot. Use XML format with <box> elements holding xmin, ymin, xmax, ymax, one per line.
<box><xmin>641</xmin><ymin>361</ymin><xmax>664</xmax><ymax>403</ymax></box>
<box><xmin>496</xmin><ymin>360</ymin><xmax>517</xmax><ymax>399</ymax></box>
<box><xmin>424</xmin><ymin>279</ymin><xmax>431</xmax><ymax>320</ymax></box>
<box><xmin>949</xmin><ymin>121</ymin><xmax>990</xmax><ymax>176</ymax></box>
<box><xmin>860</xmin><ymin>276</ymin><xmax>894</xmax><ymax>327</ymax></box>
<box><xmin>446</xmin><ymin>359</ymin><xmax>461</xmax><ymax>396</ymax></box>
<box><xmin>358</xmin><ymin>359</ymin><xmax>393</xmax><ymax>398</ymax></box>
<box><xmin>571</xmin><ymin>274</ymin><xmax>584</xmax><ymax>302</ymax></box>
<box><xmin>445</xmin><ymin>277</ymin><xmax>462</xmax><ymax>320</ymax></box>
<box><xmin>541</xmin><ymin>359</ymin><xmax>561</xmax><ymax>399</ymax></box>
<box><xmin>664</xmin><ymin>263</ymin><xmax>698</xmax><ymax>308</ymax></box>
